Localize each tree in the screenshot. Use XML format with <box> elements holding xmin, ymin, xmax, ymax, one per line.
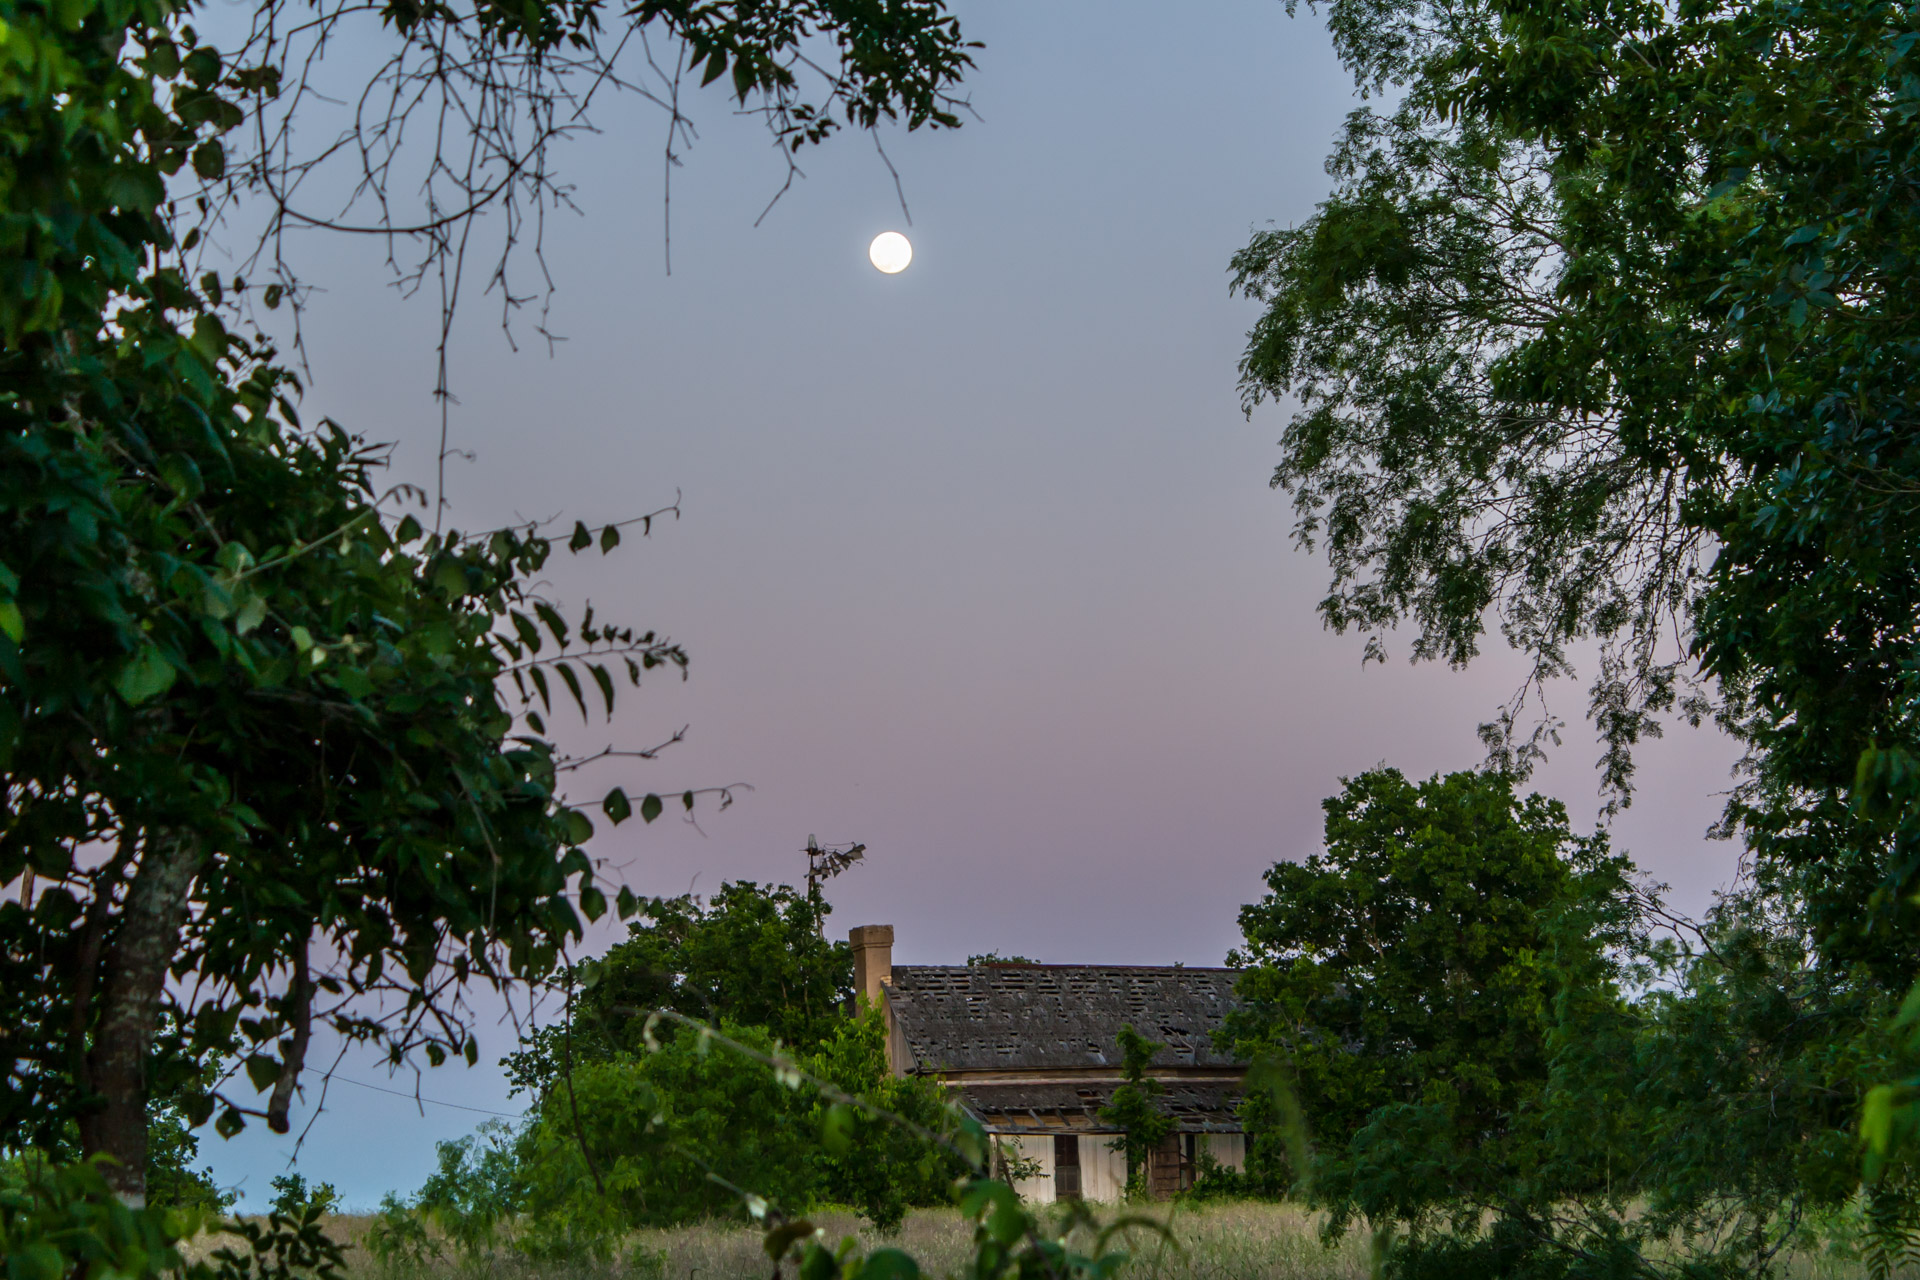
<box><xmin>504</xmin><ymin>880</ymin><xmax>854</xmax><ymax>1095</ymax></box>
<box><xmin>1222</xmin><ymin>769</ymin><xmax>1637</xmax><ymax>1195</ymax></box>
<box><xmin>1224</xmin><ymin>768</ymin><xmax>1631</xmax><ymax>1143</ymax></box>
<box><xmin>804</xmin><ymin>1004</ymin><xmax>969</xmax><ymax>1232</ymax></box>
<box><xmin>0</xmin><ymin>0</ymin><xmax>977</xmax><ymax>1214</ymax></box>
<box><xmin>1098</xmin><ymin>1026</ymin><xmax>1171</xmax><ymax>1198</ymax></box>
<box><xmin>1233</xmin><ymin>0</ymin><xmax>1920</xmax><ymax>977</ymax></box>
<box><xmin>516</xmin><ymin>1021</ymin><xmax>820</xmax><ymax>1242</ymax></box>
<box><xmin>500</xmin><ymin>890</ymin><xmax>962</xmax><ymax>1233</ymax></box>
<box><xmin>1226</xmin><ymin>768</ymin><xmax>1890</xmax><ymax>1276</ymax></box>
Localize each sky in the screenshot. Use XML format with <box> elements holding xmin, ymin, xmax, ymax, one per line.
<box><xmin>200</xmin><ymin>0</ymin><xmax>1747</xmax><ymax>1208</ymax></box>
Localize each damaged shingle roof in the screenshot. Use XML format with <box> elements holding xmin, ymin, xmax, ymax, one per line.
<box><xmin>959</xmin><ymin>1080</ymin><xmax>1245</xmax><ymax>1133</ymax></box>
<box><xmin>887</xmin><ymin>965</ymin><xmax>1243</xmax><ymax>1072</ymax></box>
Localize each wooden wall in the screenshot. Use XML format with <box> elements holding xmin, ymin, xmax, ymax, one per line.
<box><xmin>993</xmin><ymin>1132</ymin><xmax>1246</xmax><ymax>1205</ymax></box>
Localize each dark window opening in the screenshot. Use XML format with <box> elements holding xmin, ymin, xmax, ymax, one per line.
<box><xmin>1054</xmin><ymin>1133</ymin><xmax>1082</xmax><ymax>1201</ymax></box>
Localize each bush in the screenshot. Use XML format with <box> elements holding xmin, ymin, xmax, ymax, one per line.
<box><xmin>268</xmin><ymin>1173</ymin><xmax>340</xmax><ymax>1219</ymax></box>
<box><xmin>364</xmin><ymin>1193</ymin><xmax>441</xmax><ymax>1279</ymax></box>
<box><xmin>2</xmin><ymin>1157</ymin><xmax>346</xmax><ymax>1280</ymax></box>
<box><xmin>809</xmin><ymin>1006</ymin><xmax>970</xmax><ymax>1231</ymax></box>
<box><xmin>516</xmin><ymin>1022</ymin><xmax>819</xmax><ymax>1244</ymax></box>
<box><xmin>415</xmin><ymin>1122</ymin><xmax>525</xmax><ymax>1265</ymax></box>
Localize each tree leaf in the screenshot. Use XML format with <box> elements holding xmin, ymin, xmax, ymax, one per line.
<box><xmin>191</xmin><ymin>139</ymin><xmax>225</xmax><ymax>180</ymax></box>
<box><xmin>561</xmin><ymin>809</ymin><xmax>593</xmax><ymax>844</ymax></box>
<box><xmin>555</xmin><ymin>661</ymin><xmax>588</xmax><ymax>719</ymax></box>
<box><xmin>115</xmin><ymin>646</ymin><xmax>178</xmax><ymax>704</ymax></box>
<box><xmin>533</xmin><ymin>601</ymin><xmax>569</xmax><ymax>648</ymax></box>
<box><xmin>234</xmin><ymin>591</ymin><xmax>268</xmax><ymax>635</ymax></box>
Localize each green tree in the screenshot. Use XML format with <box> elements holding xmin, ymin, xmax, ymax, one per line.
<box><xmin>507</xmin><ymin>880</ymin><xmax>854</xmax><ymax>1093</ymax></box>
<box><xmin>516</xmin><ymin>1022</ymin><xmax>821</xmax><ymax>1245</ymax></box>
<box><xmin>0</xmin><ymin>0</ymin><xmax>977</xmax><ymax>1214</ymax></box>
<box><xmin>406</xmin><ymin>1122</ymin><xmax>527</xmax><ymax>1267</ymax></box>
<box><xmin>1228</xmin><ymin>768</ymin><xmax>1894</xmax><ymax>1275</ymax></box>
<box><xmin>1099</xmin><ymin>1026</ymin><xmax>1171</xmax><ymax>1198</ymax></box>
<box><xmin>267</xmin><ymin>1173</ymin><xmax>339</xmax><ymax>1219</ymax></box>
<box><xmin>144</xmin><ymin>1074</ymin><xmax>232</xmax><ymax>1212</ymax></box>
<box><xmin>499</xmin><ymin>880</ymin><xmax>964</xmax><ymax>1234</ymax></box>
<box><xmin>1223</xmin><ymin>769</ymin><xmax>1637</xmax><ymax>1195</ymax></box>
<box><xmin>1232</xmin><ymin>0</ymin><xmax>1920</xmax><ymax>981</ymax></box>
<box><xmin>808</xmin><ymin>1004</ymin><xmax>969</xmax><ymax>1232</ymax></box>
<box><xmin>1370</xmin><ymin>890</ymin><xmax>1887</xmax><ymax>1278</ymax></box>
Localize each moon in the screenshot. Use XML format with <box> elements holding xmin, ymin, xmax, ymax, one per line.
<box><xmin>869</xmin><ymin>231</ymin><xmax>913</xmax><ymax>274</ymax></box>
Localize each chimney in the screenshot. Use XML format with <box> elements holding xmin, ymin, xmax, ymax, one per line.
<box><xmin>849</xmin><ymin>924</ymin><xmax>894</xmax><ymax>1007</ymax></box>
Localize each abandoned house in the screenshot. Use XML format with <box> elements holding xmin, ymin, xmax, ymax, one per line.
<box><xmin>848</xmin><ymin>924</ymin><xmax>1247</xmax><ymax>1204</ymax></box>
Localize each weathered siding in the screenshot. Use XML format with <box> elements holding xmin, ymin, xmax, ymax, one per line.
<box><xmin>998</xmin><ymin>1133</ymin><xmax>1130</xmax><ymax>1205</ymax></box>
<box><xmin>1079</xmin><ymin>1137</ymin><xmax>1128</xmax><ymax>1203</ymax></box>
<box><xmin>1201</xmin><ymin>1132</ymin><xmax>1244</xmax><ymax>1171</ymax></box>
<box><xmin>999</xmin><ymin>1134</ymin><xmax>1055</xmax><ymax>1204</ymax></box>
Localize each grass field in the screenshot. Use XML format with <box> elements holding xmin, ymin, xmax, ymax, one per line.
<box><xmin>296</xmin><ymin>1201</ymin><xmax>1899</xmax><ymax>1280</ymax></box>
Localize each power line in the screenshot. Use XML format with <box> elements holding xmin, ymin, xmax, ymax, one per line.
<box><xmin>321</xmin><ymin>1073</ymin><xmax>523</xmax><ymax>1119</ymax></box>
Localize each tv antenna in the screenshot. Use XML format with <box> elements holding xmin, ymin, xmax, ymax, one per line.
<box><xmin>804</xmin><ymin>834</ymin><xmax>867</xmax><ymax>918</ymax></box>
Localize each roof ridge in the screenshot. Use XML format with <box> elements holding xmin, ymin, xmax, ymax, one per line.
<box><xmin>893</xmin><ymin>963</ymin><xmax>1238</xmax><ymax>973</ymax></box>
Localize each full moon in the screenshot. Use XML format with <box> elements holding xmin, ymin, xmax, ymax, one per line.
<box><xmin>868</xmin><ymin>231</ymin><xmax>913</xmax><ymax>274</ymax></box>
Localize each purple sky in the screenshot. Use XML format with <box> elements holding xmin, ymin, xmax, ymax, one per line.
<box><xmin>204</xmin><ymin>0</ymin><xmax>1745</xmax><ymax>1207</ymax></box>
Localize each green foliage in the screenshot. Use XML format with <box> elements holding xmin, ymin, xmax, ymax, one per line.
<box><xmin>0</xmin><ymin>1158</ymin><xmax>198</xmax><ymax>1280</ymax></box>
<box><xmin>266</xmin><ymin>1174</ymin><xmax>338</xmax><ymax>1220</ymax></box>
<box><xmin>767</xmin><ymin>1176</ymin><xmax>1160</xmax><ymax>1280</ymax></box>
<box><xmin>1244</xmin><ymin>0</ymin><xmax>1920</xmax><ymax>1239</ymax></box>
<box><xmin>1235</xmin><ymin>0</ymin><xmax>1920</xmax><ymax>986</ymax></box>
<box><xmin>1175</xmin><ymin>1150</ymin><xmax>1260</xmax><ymax>1204</ymax></box>
<box><xmin>0</xmin><ymin>0</ymin><xmax>690</xmax><ymax>1186</ymax></box>
<box><xmin>808</xmin><ymin>1005</ymin><xmax>970</xmax><ymax>1232</ymax></box>
<box><xmin>1224</xmin><ymin>768</ymin><xmax>1635</xmax><ymax>1190</ymax></box>
<box><xmin>499</xmin><ymin>878</ymin><xmax>966</xmax><ymax>1234</ymax></box>
<box><xmin>145</xmin><ymin>1071</ymin><xmax>232</xmax><ymax>1212</ymax></box>
<box><xmin>1099</xmin><ymin>1026</ymin><xmax>1171</xmax><ymax>1197</ymax></box>
<box><xmin>1229</xmin><ymin>767</ymin><xmax>1895</xmax><ymax>1275</ymax></box>
<box><xmin>1</xmin><ymin>1156</ymin><xmax>345</xmax><ymax>1280</ymax></box>
<box><xmin>363</xmin><ymin>1194</ymin><xmax>440</xmax><ymax>1279</ymax></box>
<box><xmin>0</xmin><ymin>0</ymin><xmax>978</xmax><ymax>1203</ymax></box>
<box><xmin>413</xmin><ymin>1121</ymin><xmax>525</xmax><ymax>1263</ymax></box>
<box><xmin>506</xmin><ymin>881</ymin><xmax>853</xmax><ymax>1095</ymax></box>
<box><xmin>507</xmin><ymin>1005</ymin><xmax>963</xmax><ymax>1240</ymax></box>
<box><xmin>516</xmin><ymin>1022</ymin><xmax>821</xmax><ymax>1244</ymax></box>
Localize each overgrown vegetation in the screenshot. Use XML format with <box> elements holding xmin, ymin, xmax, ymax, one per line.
<box><xmin>365</xmin><ymin>882</ymin><xmax>967</xmax><ymax>1254</ymax></box>
<box><xmin>1100</xmin><ymin>1028</ymin><xmax>1172</xmax><ymax>1198</ymax></box>
<box><xmin>1224</xmin><ymin>769</ymin><xmax>1890</xmax><ymax>1275</ymax></box>
<box><xmin>1222</xmin><ymin>0</ymin><xmax>1920</xmax><ymax>1265</ymax></box>
<box><xmin>7</xmin><ymin>0</ymin><xmax>1920</xmax><ymax>1271</ymax></box>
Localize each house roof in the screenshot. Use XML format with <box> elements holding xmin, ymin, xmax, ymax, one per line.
<box><xmin>886</xmin><ymin>964</ymin><xmax>1244</xmax><ymax>1073</ymax></box>
<box><xmin>959</xmin><ymin>1079</ymin><xmax>1245</xmax><ymax>1134</ymax></box>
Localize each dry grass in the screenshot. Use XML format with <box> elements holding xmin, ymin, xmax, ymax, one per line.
<box><xmin>271</xmin><ymin>1201</ymin><xmax>1893</xmax><ymax>1280</ymax></box>
<box><xmin>295</xmin><ymin>1203</ymin><xmax>1369</xmax><ymax>1280</ymax></box>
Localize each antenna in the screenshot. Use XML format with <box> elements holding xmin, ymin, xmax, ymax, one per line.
<box><xmin>802</xmin><ymin>836</ymin><xmax>868</xmax><ymax>930</ymax></box>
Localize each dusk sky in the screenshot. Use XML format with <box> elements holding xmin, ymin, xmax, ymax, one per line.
<box><xmin>204</xmin><ymin>0</ymin><xmax>1745</xmax><ymax>1208</ymax></box>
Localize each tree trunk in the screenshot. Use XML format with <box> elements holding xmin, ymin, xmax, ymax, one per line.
<box><xmin>77</xmin><ymin>829</ymin><xmax>202</xmax><ymax>1206</ymax></box>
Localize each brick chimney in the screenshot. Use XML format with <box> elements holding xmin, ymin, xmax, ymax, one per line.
<box><xmin>849</xmin><ymin>924</ymin><xmax>894</xmax><ymax>1007</ymax></box>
